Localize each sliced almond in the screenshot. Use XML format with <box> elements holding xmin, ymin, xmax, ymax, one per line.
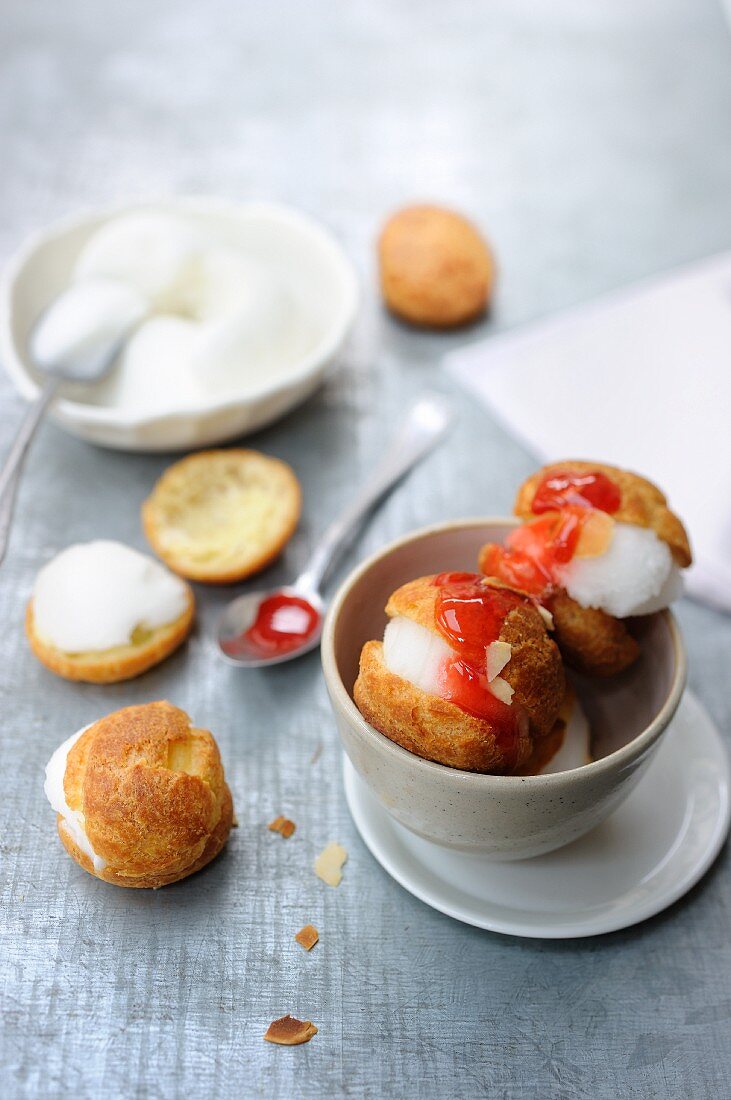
<box><xmin>538</xmin><ymin>605</ymin><xmax>554</xmax><ymax>631</ymax></box>
<box><xmin>264</xmin><ymin>1015</ymin><xmax>318</xmax><ymax>1045</ymax></box>
<box><xmin>268</xmin><ymin>815</ymin><xmax>296</xmax><ymax>838</ymax></box>
<box><xmin>575</xmin><ymin>511</ymin><xmax>615</xmax><ymax>558</ymax></box>
<box><xmin>295</xmin><ymin>924</ymin><xmax>319</xmax><ymax>951</ymax></box>
<box><xmin>486</xmin><ymin>640</ymin><xmax>512</xmax><ymax>682</ymax></box>
<box><xmin>488</xmin><ymin>675</ymin><xmax>514</xmax><ymax>705</ymax></box>
<box><xmin>314</xmin><ymin>842</ymin><xmax>348</xmax><ymax>887</ymax></box>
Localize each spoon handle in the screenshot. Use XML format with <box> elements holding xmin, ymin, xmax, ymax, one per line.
<box><xmin>297</xmin><ymin>392</ymin><xmax>454</xmax><ymax>594</ymax></box>
<box><xmin>0</xmin><ymin>378</ymin><xmax>59</xmax><ymax>567</ymax></box>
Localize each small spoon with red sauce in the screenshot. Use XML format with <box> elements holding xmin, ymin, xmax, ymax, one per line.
<box><xmin>217</xmin><ymin>393</ymin><xmax>454</xmax><ymax>668</ymax></box>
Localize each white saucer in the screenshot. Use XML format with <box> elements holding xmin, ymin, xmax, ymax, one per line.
<box><xmin>343</xmin><ymin>690</ymin><xmax>730</xmax><ymax>938</ymax></box>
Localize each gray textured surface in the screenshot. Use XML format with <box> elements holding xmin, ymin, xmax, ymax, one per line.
<box><xmin>2</xmin><ymin>1</ymin><xmax>731</xmax><ymax>1097</ymax></box>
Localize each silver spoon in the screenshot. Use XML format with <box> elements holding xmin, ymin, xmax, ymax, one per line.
<box><xmin>0</xmin><ymin>279</ymin><xmax>147</xmax><ymax>566</ymax></box>
<box><xmin>217</xmin><ymin>392</ymin><xmax>454</xmax><ymax>668</ymax></box>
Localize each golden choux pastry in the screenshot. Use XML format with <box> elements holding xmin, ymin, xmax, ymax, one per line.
<box><xmin>44</xmin><ymin>701</ymin><xmax>233</xmax><ymax>888</ymax></box>
<box><xmin>541</xmin><ymin>589</ymin><xmax>639</xmax><ymax>679</ymax></box>
<box><xmin>354</xmin><ymin>573</ymin><xmax>565</xmax><ymax>775</ymax></box>
<box><xmin>26</xmin><ymin>540</ymin><xmax>195</xmax><ymax>684</ymax></box>
<box><xmin>513</xmin><ymin>460</ymin><xmax>692</xmax><ymax>567</ymax></box>
<box><xmin>378</xmin><ymin>204</ymin><xmax>495</xmax><ymax>329</ymax></box>
<box><xmin>479</xmin><ymin>461</ymin><xmax>691</xmax><ymax>677</ymax></box>
<box><xmin>142</xmin><ymin>449</ymin><xmax>302</xmax><ymax>584</ymax></box>
<box><xmin>26</xmin><ymin>600</ymin><xmax>194</xmax><ymax>684</ymax></box>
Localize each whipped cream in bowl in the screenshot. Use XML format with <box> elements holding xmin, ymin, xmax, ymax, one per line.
<box><xmin>32</xmin><ymin>540</ymin><xmax>190</xmax><ymax>653</ymax></box>
<box><xmin>2</xmin><ymin>199</ymin><xmax>358</xmax><ymax>450</ymax></box>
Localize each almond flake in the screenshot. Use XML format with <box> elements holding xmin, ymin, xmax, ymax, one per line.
<box><xmin>538</xmin><ymin>606</ymin><xmax>555</xmax><ymax>631</ymax></box>
<box><xmin>314</xmin><ymin>842</ymin><xmax>348</xmax><ymax>887</ymax></box>
<box><xmin>488</xmin><ymin>675</ymin><xmax>514</xmax><ymax>705</ymax></box>
<box><xmin>486</xmin><ymin>640</ymin><xmax>512</xmax><ymax>682</ymax></box>
<box><xmin>575</xmin><ymin>510</ymin><xmax>615</xmax><ymax>558</ymax></box>
<box><xmin>264</xmin><ymin>1014</ymin><xmax>318</xmax><ymax>1045</ymax></box>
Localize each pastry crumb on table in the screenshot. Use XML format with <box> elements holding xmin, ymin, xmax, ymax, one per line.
<box><xmin>264</xmin><ymin>1015</ymin><xmax>318</xmax><ymax>1046</ymax></box>
<box><xmin>294</xmin><ymin>924</ymin><xmax>319</xmax><ymax>951</ymax></box>
<box><xmin>268</xmin><ymin>815</ymin><xmax>297</xmax><ymax>838</ymax></box>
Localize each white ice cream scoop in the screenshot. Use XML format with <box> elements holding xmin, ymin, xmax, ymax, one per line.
<box><xmin>557</xmin><ymin>523</ymin><xmax>683</xmax><ymax>618</ymax></box>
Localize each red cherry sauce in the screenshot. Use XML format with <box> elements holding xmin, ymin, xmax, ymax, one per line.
<box><xmin>481</xmin><ymin>470</ymin><xmax>621</xmax><ymax>599</ymax></box>
<box><xmin>432</xmin><ymin>572</ymin><xmax>527</xmax><ymax>764</ymax></box>
<box><xmin>222</xmin><ymin>593</ymin><xmax>321</xmax><ymax>658</ymax></box>
<box><xmin>481</xmin><ymin>508</ymin><xmax>589</xmax><ymax>598</ymax></box>
<box><xmin>531</xmin><ymin>469</ymin><xmax>621</xmax><ymax>515</ymax></box>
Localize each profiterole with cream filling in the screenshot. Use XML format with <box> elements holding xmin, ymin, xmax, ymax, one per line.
<box><xmin>354</xmin><ymin>573</ymin><xmax>565</xmax><ymax>774</ymax></box>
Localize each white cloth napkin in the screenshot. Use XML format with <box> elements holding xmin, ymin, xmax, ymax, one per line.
<box><xmin>445</xmin><ymin>253</ymin><xmax>731</xmax><ymax>613</ymax></box>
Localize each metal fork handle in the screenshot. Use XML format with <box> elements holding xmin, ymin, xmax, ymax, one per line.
<box><xmin>0</xmin><ymin>379</ymin><xmax>59</xmax><ymax>567</ymax></box>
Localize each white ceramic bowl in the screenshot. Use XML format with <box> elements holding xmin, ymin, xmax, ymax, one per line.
<box><xmin>0</xmin><ymin>198</ymin><xmax>358</xmax><ymax>451</ymax></box>
<box><xmin>322</xmin><ymin>519</ymin><xmax>687</xmax><ymax>860</ymax></box>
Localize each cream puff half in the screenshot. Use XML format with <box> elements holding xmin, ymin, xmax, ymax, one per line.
<box><xmin>26</xmin><ymin>540</ymin><xmax>194</xmax><ymax>683</ymax></box>
<box><xmin>142</xmin><ymin>449</ymin><xmax>301</xmax><ymax>584</ymax></box>
<box><xmin>44</xmin><ymin>701</ymin><xmax>233</xmax><ymax>888</ymax></box>
<box><xmin>354</xmin><ymin>575</ymin><xmax>565</xmax><ymax>774</ymax></box>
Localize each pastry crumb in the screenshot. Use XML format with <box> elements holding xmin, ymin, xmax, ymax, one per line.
<box><xmin>268</xmin><ymin>815</ymin><xmax>296</xmax><ymax>838</ymax></box>
<box><xmin>295</xmin><ymin>924</ymin><xmax>319</xmax><ymax>951</ymax></box>
<box><xmin>314</xmin><ymin>842</ymin><xmax>347</xmax><ymax>887</ymax></box>
<box><xmin>310</xmin><ymin>741</ymin><xmax>323</xmax><ymax>766</ymax></box>
<box><xmin>264</xmin><ymin>1014</ymin><xmax>318</xmax><ymax>1045</ymax></box>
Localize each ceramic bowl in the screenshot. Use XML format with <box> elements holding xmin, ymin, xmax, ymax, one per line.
<box><xmin>0</xmin><ymin>198</ymin><xmax>358</xmax><ymax>452</ymax></box>
<box><xmin>322</xmin><ymin>518</ymin><xmax>687</xmax><ymax>860</ymax></box>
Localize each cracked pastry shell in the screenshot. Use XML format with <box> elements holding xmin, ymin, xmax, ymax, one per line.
<box><xmin>55</xmin><ymin>701</ymin><xmax>233</xmax><ymax>888</ymax></box>
<box><xmin>353</xmin><ymin>576</ymin><xmax>565</xmax><ymax>774</ymax></box>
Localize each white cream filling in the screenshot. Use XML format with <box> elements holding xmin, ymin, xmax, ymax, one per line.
<box><xmin>557</xmin><ymin>523</ymin><xmax>682</xmax><ymax>618</ymax></box>
<box><xmin>382</xmin><ymin>616</ymin><xmax>513</xmax><ymax>704</ymax></box>
<box><xmin>382</xmin><ymin>616</ymin><xmax>595</xmax><ymax>775</ymax></box>
<box><xmin>383</xmin><ymin>616</ymin><xmax>452</xmax><ymax>695</ymax></box>
<box><xmin>44</xmin><ymin>726</ymin><xmax>106</xmax><ymax>872</ymax></box>
<box><xmin>382</xmin><ymin>618</ymin><xmax>594</xmax><ymax>773</ymax></box>
<box><xmin>33</xmin><ymin>540</ymin><xmax>189</xmax><ymax>653</ymax></box>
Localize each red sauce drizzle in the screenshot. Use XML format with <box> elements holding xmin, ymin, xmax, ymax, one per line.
<box><xmin>481</xmin><ymin>507</ymin><xmax>596</xmax><ymax>598</ymax></box>
<box><xmin>434</xmin><ymin>572</ymin><xmax>527</xmax><ymax>666</ymax></box>
<box><xmin>222</xmin><ymin>593</ymin><xmax>321</xmax><ymax>658</ymax></box>
<box><xmin>432</xmin><ymin>572</ymin><xmax>527</xmax><ymax>765</ymax></box>
<box><xmin>531</xmin><ymin>469</ymin><xmax>621</xmax><ymax>515</ymax></box>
